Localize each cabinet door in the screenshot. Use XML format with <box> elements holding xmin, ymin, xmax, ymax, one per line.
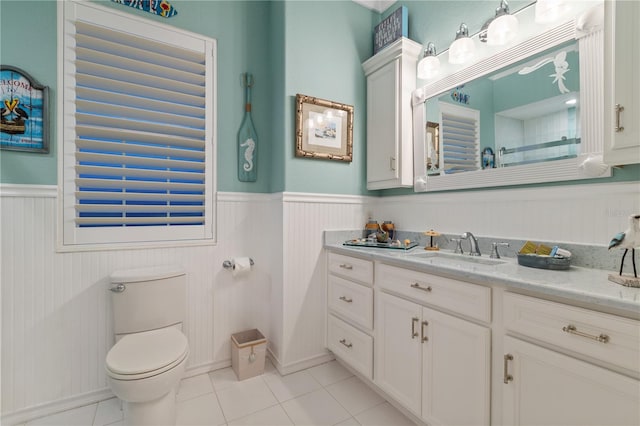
<box><xmin>421</xmin><ymin>307</ymin><xmax>491</xmax><ymax>426</ymax></box>
<box><xmin>367</xmin><ymin>60</ymin><xmax>400</xmax><ymax>186</ymax></box>
<box><xmin>375</xmin><ymin>291</ymin><xmax>422</xmax><ymax>415</ymax></box>
<box><xmin>604</xmin><ymin>0</ymin><xmax>640</xmax><ymax>165</ymax></box>
<box><xmin>502</xmin><ymin>336</ymin><xmax>640</xmax><ymax>426</ymax></box>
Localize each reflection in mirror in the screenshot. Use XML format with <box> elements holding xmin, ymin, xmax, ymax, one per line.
<box><xmin>412</xmin><ymin>1</ymin><xmax>610</xmax><ymax>193</ymax></box>
<box><xmin>425</xmin><ymin>40</ymin><xmax>580</xmax><ymax>175</ymax></box>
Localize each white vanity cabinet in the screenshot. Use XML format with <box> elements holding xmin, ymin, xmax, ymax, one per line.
<box><xmin>604</xmin><ymin>0</ymin><xmax>640</xmax><ymax>166</ymax></box>
<box><xmin>502</xmin><ymin>293</ymin><xmax>640</xmax><ymax>425</ymax></box>
<box><xmin>362</xmin><ymin>38</ymin><xmax>421</xmax><ymax>190</ymax></box>
<box><xmin>326</xmin><ymin>252</ymin><xmax>374</xmax><ymax>379</ymax></box>
<box><xmin>375</xmin><ymin>264</ymin><xmax>491</xmax><ymax>426</ymax></box>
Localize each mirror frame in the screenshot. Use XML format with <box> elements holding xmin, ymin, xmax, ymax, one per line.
<box><xmin>412</xmin><ymin>1</ymin><xmax>609</xmax><ymax>192</ymax></box>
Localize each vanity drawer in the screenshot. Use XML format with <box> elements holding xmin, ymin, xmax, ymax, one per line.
<box><xmin>328</xmin><ymin>314</ymin><xmax>373</xmax><ymax>380</ymax></box>
<box><xmin>328</xmin><ymin>275</ymin><xmax>374</xmax><ymax>330</ymax></box>
<box><xmin>376</xmin><ymin>263</ymin><xmax>491</xmax><ymax>323</ymax></box>
<box><xmin>328</xmin><ymin>252</ymin><xmax>373</xmax><ymax>285</ymax></box>
<box><xmin>504</xmin><ymin>292</ymin><xmax>640</xmax><ymax>372</ymax></box>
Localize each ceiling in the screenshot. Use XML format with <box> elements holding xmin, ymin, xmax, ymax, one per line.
<box><xmin>352</xmin><ymin>0</ymin><xmax>396</xmax><ymax>13</ymax></box>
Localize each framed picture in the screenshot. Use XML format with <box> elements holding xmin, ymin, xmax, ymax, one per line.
<box><xmin>426</xmin><ymin>121</ymin><xmax>440</xmax><ymax>174</ymax></box>
<box><xmin>1</xmin><ymin>66</ymin><xmax>49</xmax><ymax>153</ymax></box>
<box><xmin>295</xmin><ymin>94</ymin><xmax>353</xmax><ymax>162</ymax></box>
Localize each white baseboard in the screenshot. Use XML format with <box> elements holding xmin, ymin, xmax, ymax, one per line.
<box><xmin>268</xmin><ymin>348</ymin><xmax>335</xmax><ymax>376</ymax></box>
<box><xmin>1</xmin><ymin>388</ymin><xmax>114</xmax><ymax>426</ymax></box>
<box><xmin>183</xmin><ymin>359</ymin><xmax>231</xmax><ymax>378</ymax></box>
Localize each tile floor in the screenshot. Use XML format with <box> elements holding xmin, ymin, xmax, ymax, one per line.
<box><xmin>19</xmin><ymin>360</ymin><xmax>416</xmax><ymax>426</ymax></box>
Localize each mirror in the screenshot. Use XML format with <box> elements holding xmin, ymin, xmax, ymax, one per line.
<box><xmin>425</xmin><ymin>41</ymin><xmax>580</xmax><ymax>175</ymax></box>
<box><xmin>413</xmin><ymin>1</ymin><xmax>609</xmax><ymax>192</ymax></box>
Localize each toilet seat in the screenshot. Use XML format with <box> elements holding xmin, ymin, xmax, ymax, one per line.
<box><xmin>106</xmin><ymin>327</ymin><xmax>189</xmax><ymax>381</ymax></box>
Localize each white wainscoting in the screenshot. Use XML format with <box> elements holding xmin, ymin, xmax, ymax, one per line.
<box><xmin>0</xmin><ymin>187</ymin><xmax>277</xmax><ymax>423</ymax></box>
<box><xmin>371</xmin><ymin>182</ymin><xmax>640</xmax><ymax>245</ymax></box>
<box><xmin>2</xmin><ymin>182</ymin><xmax>637</xmax><ymax>423</ymax></box>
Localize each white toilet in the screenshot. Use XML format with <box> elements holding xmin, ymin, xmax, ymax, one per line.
<box><xmin>105</xmin><ymin>266</ymin><xmax>189</xmax><ymax>426</ymax></box>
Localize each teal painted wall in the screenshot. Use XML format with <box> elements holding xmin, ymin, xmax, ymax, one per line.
<box><xmin>0</xmin><ymin>1</ymin><xmax>57</xmax><ymax>185</ymax></box>
<box><xmin>279</xmin><ymin>1</ymin><xmax>377</xmax><ymax>195</ymax></box>
<box><xmin>0</xmin><ymin>0</ymin><xmax>275</xmax><ymax>193</ymax></box>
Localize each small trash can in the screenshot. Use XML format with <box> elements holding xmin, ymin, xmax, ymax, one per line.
<box><xmin>231</xmin><ymin>329</ymin><xmax>267</xmax><ymax>380</ymax></box>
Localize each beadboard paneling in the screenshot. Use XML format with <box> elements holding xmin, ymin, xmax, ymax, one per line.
<box><xmin>280</xmin><ymin>194</ymin><xmax>368</xmax><ymax>366</ymax></box>
<box><xmin>370</xmin><ymin>182</ymin><xmax>640</xmax><ymax>245</ymax></box>
<box><xmin>0</xmin><ymin>190</ymin><xmax>274</xmax><ymax>420</ymax></box>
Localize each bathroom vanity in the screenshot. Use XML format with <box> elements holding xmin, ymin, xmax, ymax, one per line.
<box><xmin>325</xmin><ymin>244</ymin><xmax>640</xmax><ymax>426</ymax></box>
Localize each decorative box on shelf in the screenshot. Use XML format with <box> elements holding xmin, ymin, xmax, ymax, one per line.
<box><xmin>373</xmin><ymin>6</ymin><xmax>408</xmax><ymax>54</ymax></box>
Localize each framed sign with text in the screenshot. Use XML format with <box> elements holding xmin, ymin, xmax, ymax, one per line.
<box><xmin>373</xmin><ymin>6</ymin><xmax>408</xmax><ymax>54</ymax></box>
<box><xmin>1</xmin><ymin>66</ymin><xmax>49</xmax><ymax>153</ymax></box>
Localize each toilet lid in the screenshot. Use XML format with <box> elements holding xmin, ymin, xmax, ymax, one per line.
<box><xmin>106</xmin><ymin>327</ymin><xmax>188</xmax><ymax>376</ymax></box>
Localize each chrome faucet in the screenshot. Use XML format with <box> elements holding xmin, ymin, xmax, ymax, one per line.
<box><xmin>461</xmin><ymin>232</ymin><xmax>481</xmax><ymax>256</ymax></box>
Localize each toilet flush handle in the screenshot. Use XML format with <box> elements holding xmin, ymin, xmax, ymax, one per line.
<box><xmin>109</xmin><ymin>283</ymin><xmax>126</xmax><ymax>293</ymax></box>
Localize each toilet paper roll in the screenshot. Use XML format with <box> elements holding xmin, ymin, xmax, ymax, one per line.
<box><xmin>232</xmin><ymin>257</ymin><xmax>252</xmax><ymax>277</ymax></box>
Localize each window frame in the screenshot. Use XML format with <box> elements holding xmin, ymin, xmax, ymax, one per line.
<box><xmin>57</xmin><ymin>0</ymin><xmax>217</xmax><ymax>252</ymax></box>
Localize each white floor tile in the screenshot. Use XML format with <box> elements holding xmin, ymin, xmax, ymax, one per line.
<box><xmin>93</xmin><ymin>398</ymin><xmax>123</xmax><ymax>426</ymax></box>
<box><xmin>307</xmin><ymin>361</ymin><xmax>353</xmax><ymax>387</ymax></box>
<box><xmin>227</xmin><ymin>404</ymin><xmax>293</xmax><ymax>426</ymax></box>
<box><xmin>281</xmin><ymin>388</ymin><xmax>350</xmax><ymax>426</ymax></box>
<box><xmin>325</xmin><ymin>377</ymin><xmax>384</xmax><ymax>416</ymax></box>
<box><xmin>264</xmin><ymin>358</ymin><xmax>277</xmax><ymax>374</ymax></box>
<box><xmin>26</xmin><ymin>404</ymin><xmax>97</xmax><ymax>426</ymax></box>
<box><xmin>264</xmin><ymin>370</ymin><xmax>322</xmax><ymax>403</ymax></box>
<box><xmin>354</xmin><ymin>402</ymin><xmax>416</xmax><ymax>426</ymax></box>
<box><xmin>177</xmin><ymin>373</ymin><xmax>215</xmax><ymax>402</ymax></box>
<box><xmin>209</xmin><ymin>366</ymin><xmax>240</xmax><ymax>391</ymax></box>
<box><xmin>334</xmin><ymin>418</ymin><xmax>360</xmax><ymax>426</ymax></box>
<box><xmin>176</xmin><ymin>392</ymin><xmax>226</xmax><ymax>426</ymax></box>
<box><xmin>216</xmin><ymin>376</ymin><xmax>278</xmax><ymax>421</ymax></box>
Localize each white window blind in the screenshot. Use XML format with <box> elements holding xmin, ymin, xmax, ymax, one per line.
<box><xmin>60</xmin><ymin>1</ymin><xmax>216</xmax><ymax>248</ymax></box>
<box><xmin>439</xmin><ymin>102</ymin><xmax>480</xmax><ymax>174</ymax></box>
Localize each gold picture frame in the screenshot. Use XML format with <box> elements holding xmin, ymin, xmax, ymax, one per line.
<box><xmin>295</xmin><ymin>94</ymin><xmax>353</xmax><ymax>162</ymax></box>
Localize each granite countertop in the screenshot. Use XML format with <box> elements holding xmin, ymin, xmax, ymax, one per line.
<box><xmin>324</xmin><ymin>239</ymin><xmax>640</xmax><ymax>319</ymax></box>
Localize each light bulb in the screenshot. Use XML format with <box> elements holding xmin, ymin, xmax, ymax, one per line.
<box><xmin>487</xmin><ymin>13</ymin><xmax>518</xmax><ymax>45</ymax></box>
<box><xmin>449</xmin><ymin>23</ymin><xmax>476</xmax><ymax>65</ymax></box>
<box><xmin>417</xmin><ymin>42</ymin><xmax>440</xmax><ymax>79</ymax></box>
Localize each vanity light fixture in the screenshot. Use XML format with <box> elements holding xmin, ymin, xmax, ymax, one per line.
<box><xmin>535</xmin><ymin>0</ymin><xmax>570</xmax><ymax>24</ymax></box>
<box><xmin>449</xmin><ymin>23</ymin><xmax>476</xmax><ymax>65</ymax></box>
<box><xmin>417</xmin><ymin>42</ymin><xmax>441</xmax><ymax>79</ymax></box>
<box><xmin>486</xmin><ymin>0</ymin><xmax>519</xmax><ymax>46</ymax></box>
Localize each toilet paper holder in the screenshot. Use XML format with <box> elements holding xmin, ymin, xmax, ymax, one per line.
<box><xmin>223</xmin><ymin>258</ymin><xmax>255</xmax><ymax>270</ymax></box>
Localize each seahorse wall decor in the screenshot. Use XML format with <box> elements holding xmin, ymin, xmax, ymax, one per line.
<box><xmin>237</xmin><ymin>73</ymin><xmax>258</xmax><ymax>182</ymax></box>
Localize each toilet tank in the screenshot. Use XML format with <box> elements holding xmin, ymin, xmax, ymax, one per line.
<box><xmin>110</xmin><ymin>265</ymin><xmax>186</xmax><ymax>336</ymax></box>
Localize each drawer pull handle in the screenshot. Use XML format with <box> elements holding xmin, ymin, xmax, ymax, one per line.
<box><xmin>562</xmin><ymin>324</ymin><xmax>610</xmax><ymax>344</ymax></box>
<box><xmin>410</xmin><ymin>283</ymin><xmax>432</xmax><ymax>292</ymax></box>
<box><xmin>503</xmin><ymin>354</ymin><xmax>514</xmax><ymax>384</ymax></box>
<box><xmin>411</xmin><ymin>317</ymin><xmax>419</xmax><ymax>339</ymax></box>
<box><xmin>615</xmin><ymin>104</ymin><xmax>624</xmax><ymax>132</ymax></box>
<box><xmin>339</xmin><ymin>339</ymin><xmax>353</xmax><ymax>348</ymax></box>
<box><xmin>339</xmin><ymin>264</ymin><xmax>353</xmax><ymax>270</ymax></box>
<box><xmin>421</xmin><ymin>320</ymin><xmax>429</xmax><ymax>343</ymax></box>
<box><xmin>339</xmin><ymin>296</ymin><xmax>353</xmax><ymax>303</ymax></box>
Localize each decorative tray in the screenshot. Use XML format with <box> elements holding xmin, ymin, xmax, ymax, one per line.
<box><xmin>517</xmin><ymin>254</ymin><xmax>571</xmax><ymax>270</ymax></box>
<box><xmin>343</xmin><ymin>239</ymin><xmax>418</xmax><ymax>250</ymax></box>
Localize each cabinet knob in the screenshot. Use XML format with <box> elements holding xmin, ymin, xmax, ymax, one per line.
<box><xmin>339</xmin><ymin>338</ymin><xmax>353</xmax><ymax>348</ymax></box>
<box><xmin>410</xmin><ymin>283</ymin><xmax>432</xmax><ymax>292</ymax></box>
<box><xmin>411</xmin><ymin>317</ymin><xmax>419</xmax><ymax>339</ymax></box>
<box><xmin>503</xmin><ymin>354</ymin><xmax>514</xmax><ymax>384</ymax></box>
<box><xmin>615</xmin><ymin>104</ymin><xmax>625</xmax><ymax>132</ymax></box>
<box><xmin>390</xmin><ymin>157</ymin><xmax>396</xmax><ymax>171</ymax></box>
<box><xmin>421</xmin><ymin>320</ymin><xmax>429</xmax><ymax>343</ymax></box>
<box><xmin>339</xmin><ymin>263</ymin><xmax>353</xmax><ymax>270</ymax></box>
<box><xmin>562</xmin><ymin>324</ymin><xmax>610</xmax><ymax>344</ymax></box>
<box><xmin>339</xmin><ymin>296</ymin><xmax>353</xmax><ymax>303</ymax></box>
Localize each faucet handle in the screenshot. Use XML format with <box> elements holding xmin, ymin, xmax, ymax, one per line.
<box><xmin>490</xmin><ymin>242</ymin><xmax>509</xmax><ymax>259</ymax></box>
<box><xmin>451</xmin><ymin>238</ymin><xmax>464</xmax><ymax>254</ymax></box>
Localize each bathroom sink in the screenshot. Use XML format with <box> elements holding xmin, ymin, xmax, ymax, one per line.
<box><xmin>406</xmin><ymin>251</ymin><xmax>507</xmax><ymax>266</ymax></box>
